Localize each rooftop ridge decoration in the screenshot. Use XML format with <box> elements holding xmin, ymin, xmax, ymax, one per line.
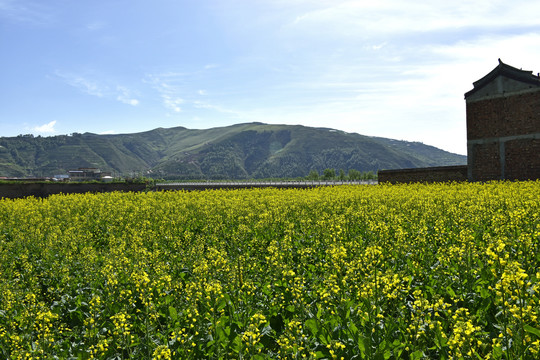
<box><xmin>465</xmin><ymin>58</ymin><xmax>540</xmax><ymax>99</ymax></box>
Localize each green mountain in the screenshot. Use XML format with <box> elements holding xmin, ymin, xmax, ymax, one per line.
<box><xmin>0</xmin><ymin>123</ymin><xmax>466</xmax><ymax>179</ymax></box>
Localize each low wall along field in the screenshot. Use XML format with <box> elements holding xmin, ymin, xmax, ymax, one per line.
<box><xmin>378</xmin><ymin>165</ymin><xmax>468</xmax><ymax>184</ymax></box>
<box><xmin>0</xmin><ymin>182</ymin><xmax>147</xmax><ymax>199</ymax></box>
<box><xmin>0</xmin><ymin>181</ymin><xmax>539</xmax><ymax>359</ymax></box>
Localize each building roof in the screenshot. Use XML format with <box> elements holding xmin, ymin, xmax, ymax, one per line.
<box><xmin>465</xmin><ymin>59</ymin><xmax>540</xmax><ymax>99</ymax></box>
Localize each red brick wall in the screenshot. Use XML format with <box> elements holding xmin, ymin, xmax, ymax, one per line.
<box><xmin>470</xmin><ymin>142</ymin><xmax>501</xmax><ymax>181</ymax></box>
<box><xmin>505</xmin><ymin>138</ymin><xmax>540</xmax><ymax>180</ymax></box>
<box><xmin>467</xmin><ymin>91</ymin><xmax>540</xmax><ymax>140</ymax></box>
<box><xmin>467</xmin><ymin>89</ymin><xmax>540</xmax><ymax>181</ymax></box>
<box><xmin>378</xmin><ymin>165</ymin><xmax>468</xmax><ymax>184</ymax></box>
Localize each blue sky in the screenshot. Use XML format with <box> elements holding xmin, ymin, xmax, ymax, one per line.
<box><xmin>2</xmin><ymin>1</ymin><xmax>540</xmax><ymax>155</ymax></box>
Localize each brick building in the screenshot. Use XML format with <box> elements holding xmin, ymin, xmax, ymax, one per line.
<box><xmin>465</xmin><ymin>59</ymin><xmax>540</xmax><ymax>181</ymax></box>
<box><xmin>379</xmin><ymin>60</ymin><xmax>540</xmax><ymax>183</ymax></box>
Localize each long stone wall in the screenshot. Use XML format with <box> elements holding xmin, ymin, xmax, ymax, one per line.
<box><xmin>378</xmin><ymin>165</ymin><xmax>468</xmax><ymax>184</ymax></box>
<box><xmin>0</xmin><ymin>181</ymin><xmax>378</xmax><ymax>199</ymax></box>
<box><xmin>155</xmin><ymin>181</ymin><xmax>376</xmax><ymax>191</ymax></box>
<box><xmin>0</xmin><ymin>183</ymin><xmax>147</xmax><ymax>199</ymax></box>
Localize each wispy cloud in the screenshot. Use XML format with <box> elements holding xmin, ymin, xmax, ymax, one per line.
<box><xmin>55</xmin><ymin>71</ymin><xmax>140</xmax><ymax>106</ymax></box>
<box><xmin>0</xmin><ymin>0</ymin><xmax>53</xmax><ymax>25</ymax></box>
<box><xmin>145</xmin><ymin>70</ymin><xmax>246</xmax><ymax>118</ymax></box>
<box><xmin>162</xmin><ymin>95</ymin><xmax>183</xmax><ymax>112</ymax></box>
<box><xmin>31</xmin><ymin>120</ymin><xmax>57</xmax><ymax>134</ymax></box>
<box><xmin>144</xmin><ymin>73</ymin><xmax>187</xmax><ymax>113</ymax></box>
<box><xmin>116</xmin><ymin>86</ymin><xmax>139</xmax><ymax>106</ymax></box>
<box><xmin>54</xmin><ymin>71</ymin><xmax>106</xmax><ymax>97</ymax></box>
<box><xmin>287</xmin><ymin>1</ymin><xmax>540</xmax><ymax>37</ymax></box>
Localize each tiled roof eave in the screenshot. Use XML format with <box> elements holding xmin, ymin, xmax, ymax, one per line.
<box><xmin>464</xmin><ymin>60</ymin><xmax>540</xmax><ymax>99</ymax></box>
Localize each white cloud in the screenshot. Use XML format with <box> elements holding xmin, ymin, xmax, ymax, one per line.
<box><xmin>99</xmin><ymin>130</ymin><xmax>116</xmax><ymax>135</ymax></box>
<box><xmin>144</xmin><ymin>72</ymin><xmax>195</xmax><ymax>113</ymax></box>
<box><xmin>116</xmin><ymin>86</ymin><xmax>139</xmax><ymax>106</ymax></box>
<box><xmin>162</xmin><ymin>95</ymin><xmax>183</xmax><ymax>112</ymax></box>
<box><xmin>32</xmin><ymin>120</ymin><xmax>57</xmax><ymax>134</ymax></box>
<box><xmin>55</xmin><ymin>71</ymin><xmax>106</xmax><ymax>97</ymax></box>
<box><xmin>144</xmin><ymin>74</ymin><xmax>175</xmax><ymax>108</ymax></box>
<box><xmin>55</xmin><ymin>71</ymin><xmax>140</xmax><ymax>106</ymax></box>
<box><xmin>286</xmin><ymin>0</ymin><xmax>540</xmax><ymax>37</ymax></box>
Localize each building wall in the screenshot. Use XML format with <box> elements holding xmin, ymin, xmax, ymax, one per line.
<box><xmin>505</xmin><ymin>138</ymin><xmax>540</xmax><ymax>180</ymax></box>
<box><xmin>466</xmin><ymin>89</ymin><xmax>540</xmax><ymax>181</ymax></box>
<box><xmin>466</xmin><ymin>91</ymin><xmax>540</xmax><ymax>139</ymax></box>
<box><xmin>468</xmin><ymin>142</ymin><xmax>500</xmax><ymax>182</ymax></box>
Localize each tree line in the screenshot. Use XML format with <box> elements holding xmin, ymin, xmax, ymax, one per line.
<box><xmin>306</xmin><ymin>168</ymin><xmax>377</xmax><ymax>181</ymax></box>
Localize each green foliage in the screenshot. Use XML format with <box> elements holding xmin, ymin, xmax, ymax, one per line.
<box><xmin>322</xmin><ymin>168</ymin><xmax>336</xmax><ymax>180</ymax></box>
<box><xmin>306</xmin><ymin>170</ymin><xmax>319</xmax><ymax>180</ymax></box>
<box><xmin>348</xmin><ymin>169</ymin><xmax>361</xmax><ymax>180</ymax></box>
<box><xmin>362</xmin><ymin>170</ymin><xmax>377</xmax><ymax>180</ymax></box>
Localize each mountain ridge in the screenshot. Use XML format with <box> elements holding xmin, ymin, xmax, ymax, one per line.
<box><xmin>0</xmin><ymin>122</ymin><xmax>466</xmax><ymax>179</ymax></box>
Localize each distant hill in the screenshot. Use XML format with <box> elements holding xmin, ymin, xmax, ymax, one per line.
<box><xmin>0</xmin><ymin>123</ymin><xmax>466</xmax><ymax>179</ymax></box>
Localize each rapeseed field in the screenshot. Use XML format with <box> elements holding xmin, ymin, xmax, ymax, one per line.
<box><xmin>0</xmin><ymin>181</ymin><xmax>539</xmax><ymax>359</ymax></box>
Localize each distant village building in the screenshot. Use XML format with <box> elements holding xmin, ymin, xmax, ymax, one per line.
<box><xmin>68</xmin><ymin>167</ymin><xmax>111</xmax><ymax>181</ymax></box>
<box><xmin>465</xmin><ymin>59</ymin><xmax>540</xmax><ymax>181</ymax></box>
<box><xmin>379</xmin><ymin>59</ymin><xmax>540</xmax><ymax>183</ymax></box>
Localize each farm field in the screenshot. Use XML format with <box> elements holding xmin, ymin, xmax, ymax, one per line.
<box><xmin>0</xmin><ymin>181</ymin><xmax>539</xmax><ymax>359</ymax></box>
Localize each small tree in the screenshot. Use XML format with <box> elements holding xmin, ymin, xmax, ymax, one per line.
<box><xmin>361</xmin><ymin>170</ymin><xmax>376</xmax><ymax>180</ymax></box>
<box><xmin>348</xmin><ymin>169</ymin><xmax>361</xmax><ymax>180</ymax></box>
<box><xmin>339</xmin><ymin>169</ymin><xmax>346</xmax><ymax>181</ymax></box>
<box><xmin>322</xmin><ymin>168</ymin><xmax>336</xmax><ymax>180</ymax></box>
<box><xmin>307</xmin><ymin>169</ymin><xmax>319</xmax><ymax>180</ymax></box>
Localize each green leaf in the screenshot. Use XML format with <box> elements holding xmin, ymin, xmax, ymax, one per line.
<box><xmin>446</xmin><ymin>285</ymin><xmax>456</xmax><ymax>298</ymax></box>
<box><xmin>358</xmin><ymin>336</ymin><xmax>365</xmax><ymax>354</ymax></box>
<box><xmin>304</xmin><ymin>319</ymin><xmax>319</xmax><ymax>337</ymax></box>
<box><xmin>169</xmin><ymin>306</ymin><xmax>177</xmax><ymax>322</ymax></box>
<box><xmin>492</xmin><ymin>345</ymin><xmax>503</xmax><ymax>359</ymax></box>
<box><xmin>477</xmin><ymin>285</ymin><xmax>490</xmax><ymax>299</ymax></box>
<box><xmin>230</xmin><ymin>335</ymin><xmax>243</xmax><ymax>353</ymax></box>
<box><xmin>215</xmin><ymin>323</ymin><xmax>228</xmax><ymax>341</ymax></box>
<box><xmin>216</xmin><ymin>296</ymin><xmax>228</xmax><ymax>311</ymax></box>
<box><xmin>410</xmin><ymin>350</ymin><xmax>423</xmax><ymax>360</ymax></box>
<box><xmin>348</xmin><ymin>322</ymin><xmax>358</xmax><ymax>336</ymax></box>
<box><xmin>524</xmin><ymin>324</ymin><xmax>540</xmax><ymax>338</ymax></box>
<box><xmin>317</xmin><ymin>304</ymin><xmax>323</xmax><ymax>319</ymax></box>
